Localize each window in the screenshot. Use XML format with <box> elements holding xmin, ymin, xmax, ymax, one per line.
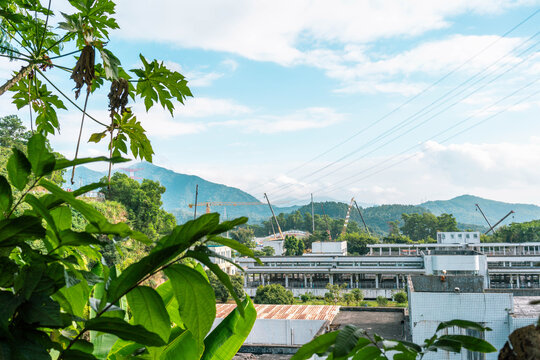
<box><xmin>466</xmin><ymin>234</ymin><xmax>470</xmax><ymax>239</ymax></box>
<box><xmin>458</xmin><ymin>233</ymin><xmax>463</xmax><ymax>238</ymax></box>
<box><xmin>473</xmin><ymin>234</ymin><xmax>478</xmax><ymax>238</ymax></box>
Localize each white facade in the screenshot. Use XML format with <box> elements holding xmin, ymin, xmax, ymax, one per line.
<box><xmin>208</xmin><ymin>245</ymin><xmax>236</xmax><ymax>275</ymax></box>
<box><xmin>311</xmin><ymin>241</ymin><xmax>347</xmax><ymax>255</ymax></box>
<box><xmin>257</xmin><ymin>239</ymin><xmax>284</xmax><ymax>256</ymax></box>
<box><xmin>437</xmin><ymin>231</ymin><xmax>480</xmax><ymax>244</ymax></box>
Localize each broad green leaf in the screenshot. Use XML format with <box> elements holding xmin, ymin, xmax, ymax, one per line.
<box><xmin>0</xmin><ymin>216</ymin><xmax>46</xmax><ymax>247</ymax></box>
<box><xmin>333</xmin><ymin>325</ymin><xmax>369</xmax><ymax>358</ymax></box>
<box><xmin>6</xmin><ymin>148</ymin><xmax>31</xmax><ymax>190</ymax></box>
<box><xmin>437</xmin><ymin>335</ymin><xmax>496</xmax><ymax>353</ymax></box>
<box><xmin>85</xmin><ymin>317</ymin><xmax>166</xmax><ymax>347</ymax></box>
<box><xmin>58</xmin><ymin>229</ymin><xmax>102</xmax><ymax>248</ymax></box>
<box><xmin>185</xmin><ymin>249</ymin><xmax>244</xmax><ymax>315</ymax></box>
<box><xmin>0</xmin><ymin>176</ymin><xmax>12</xmax><ymax>215</ymax></box>
<box><xmin>92</xmin><ymin>333</ymin><xmax>119</xmax><ymax>359</ymax></box>
<box><xmin>207</xmin><ymin>217</ymin><xmax>248</xmax><ymax>236</ymax></box>
<box><xmin>25</xmin><ymin>194</ymin><xmax>58</xmax><ymax>234</ymax></box>
<box><xmin>108</xmin><ymin>339</ymin><xmax>142</xmax><ymax>360</ymax></box>
<box><xmin>164</xmin><ymin>264</ymin><xmax>216</xmax><ymax>354</ymax></box>
<box><xmin>0</xmin><ymin>291</ymin><xmax>23</xmax><ymax>332</ymax></box>
<box><xmin>160</xmin><ymin>327</ymin><xmax>198</xmax><ymax>360</ymax></box>
<box><xmin>53</xmin><ymin>280</ymin><xmax>90</xmax><ymax>318</ymax></box>
<box><xmin>154</xmin><ymin>213</ymin><xmax>220</xmax><ymax>251</ymax></box>
<box><xmin>27</xmin><ymin>133</ymin><xmax>56</xmax><ymax>176</ymax></box>
<box><xmin>436</xmin><ymin>319</ymin><xmax>492</xmax><ymax>333</ymax></box>
<box><xmin>54</xmin><ymin>156</ymin><xmax>129</xmax><ymax>170</ymax></box>
<box><xmin>20</xmin><ymin>294</ymin><xmax>63</xmax><ymax>328</ymax></box>
<box><xmin>351</xmin><ymin>346</ymin><xmax>382</xmax><ymax>360</ymax></box>
<box><xmin>208</xmin><ymin>236</ymin><xmax>261</xmax><ymax>264</ymax></box>
<box><xmin>202</xmin><ymin>296</ymin><xmax>257</xmax><ymax>360</ymax></box>
<box><xmin>290</xmin><ymin>330</ymin><xmax>338</xmax><ymax>360</ymax></box>
<box><xmin>126</xmin><ymin>286</ymin><xmax>171</xmax><ymax>343</ymax></box>
<box><xmin>156</xmin><ymin>281</ymin><xmax>183</xmax><ymax>327</ymax></box>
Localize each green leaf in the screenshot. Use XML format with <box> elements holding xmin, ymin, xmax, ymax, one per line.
<box><xmin>61</xmin><ymin>349</ymin><xmax>98</xmax><ymax>360</ymax></box>
<box><xmin>333</xmin><ymin>325</ymin><xmax>369</xmax><ymax>358</ymax></box>
<box><xmin>99</xmin><ymin>47</ymin><xmax>121</xmax><ymax>80</ymax></box>
<box><xmin>290</xmin><ymin>331</ymin><xmax>338</xmax><ymax>360</ymax></box>
<box><xmin>20</xmin><ymin>294</ymin><xmax>63</xmax><ymax>328</ymax></box>
<box><xmin>27</xmin><ymin>133</ymin><xmax>56</xmax><ymax>176</ymax></box>
<box><xmin>0</xmin><ymin>176</ymin><xmax>12</xmax><ymax>215</ymax></box>
<box><xmin>126</xmin><ymin>286</ymin><xmax>171</xmax><ymax>343</ymax></box>
<box><xmin>85</xmin><ymin>317</ymin><xmax>166</xmax><ymax>347</ymax></box>
<box><xmin>88</xmin><ymin>132</ymin><xmax>107</xmax><ymax>143</ymax></box>
<box><xmin>108</xmin><ymin>339</ymin><xmax>142</xmax><ymax>359</ymax></box>
<box><xmin>202</xmin><ymin>296</ymin><xmax>257</xmax><ymax>360</ymax></box>
<box><xmin>25</xmin><ymin>194</ymin><xmax>58</xmax><ymax>234</ymax></box>
<box><xmin>436</xmin><ymin>319</ymin><xmax>492</xmax><ymax>333</ymax></box>
<box><xmin>351</xmin><ymin>346</ymin><xmax>382</xmax><ymax>360</ymax></box>
<box><xmin>160</xmin><ymin>327</ymin><xmax>198</xmax><ymax>360</ymax></box>
<box><xmin>155</xmin><ymin>213</ymin><xmax>220</xmax><ymax>250</ymax></box>
<box><xmin>156</xmin><ymin>280</ymin><xmax>183</xmax><ymax>327</ymax></box>
<box><xmin>208</xmin><ymin>236</ymin><xmax>261</xmax><ymax>264</ymax></box>
<box><xmin>6</xmin><ymin>148</ymin><xmax>31</xmax><ymax>190</ymax></box>
<box><xmin>164</xmin><ymin>264</ymin><xmax>216</xmax><ymax>354</ymax></box>
<box><xmin>0</xmin><ymin>216</ymin><xmax>46</xmax><ymax>247</ymax></box>
<box><xmin>58</xmin><ymin>229</ymin><xmax>103</xmax><ymax>248</ymax></box>
<box><xmin>53</xmin><ymin>280</ymin><xmax>90</xmax><ymax>318</ymax></box>
<box><xmin>185</xmin><ymin>249</ymin><xmax>244</xmax><ymax>315</ymax></box>
<box><xmin>54</xmin><ymin>156</ymin><xmax>129</xmax><ymax>171</ymax></box>
<box><xmin>208</xmin><ymin>217</ymin><xmax>248</xmax><ymax>236</ymax></box>
<box><xmin>0</xmin><ymin>291</ymin><xmax>23</xmax><ymax>332</ymax></box>
<box><xmin>437</xmin><ymin>335</ymin><xmax>496</xmax><ymax>353</ymax></box>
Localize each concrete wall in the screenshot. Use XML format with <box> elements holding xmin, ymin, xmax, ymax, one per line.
<box><xmin>211</xmin><ymin>318</ymin><xmax>326</xmax><ymax>346</ymax></box>
<box><xmin>312</xmin><ymin>241</ymin><xmax>347</xmax><ymax>255</ymax></box>
<box><xmin>408</xmin><ymin>291</ymin><xmax>513</xmax><ymax>360</ymax></box>
<box><xmin>258</xmin><ymin>240</ymin><xmax>284</xmax><ymax>256</ymax></box>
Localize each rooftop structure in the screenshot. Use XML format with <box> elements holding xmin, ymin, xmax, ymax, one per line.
<box><xmin>311</xmin><ymin>241</ymin><xmax>347</xmax><ymax>255</ymax></box>
<box><xmin>437</xmin><ymin>231</ymin><xmax>480</xmax><ymax>244</ymax></box>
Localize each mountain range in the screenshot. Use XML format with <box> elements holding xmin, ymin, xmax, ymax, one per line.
<box><xmin>65</xmin><ymin>162</ymin><xmax>540</xmax><ymax>227</ymax></box>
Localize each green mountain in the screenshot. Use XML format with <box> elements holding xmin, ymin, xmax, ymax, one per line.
<box><xmin>65</xmin><ymin>162</ymin><xmax>299</xmax><ymax>223</ymax></box>
<box><xmin>420</xmin><ymin>195</ymin><xmax>540</xmax><ymax>227</ymax></box>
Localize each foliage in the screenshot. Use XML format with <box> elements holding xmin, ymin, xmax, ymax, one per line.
<box><xmin>376</xmin><ymin>296</ymin><xmax>389</xmax><ymax>306</ymax></box>
<box><xmin>300</xmin><ymin>292</ymin><xmax>314</xmax><ymax>303</ymax></box>
<box><xmin>261</xmin><ymin>245</ymin><xmax>275</xmax><ymax>256</ymax></box>
<box><xmin>351</xmin><ymin>288</ymin><xmax>364</xmax><ymax>305</ymax></box>
<box><xmin>254</xmin><ymin>284</ymin><xmax>294</xmax><ymax>305</ymax></box>
<box><xmin>284</xmin><ymin>235</ymin><xmax>305</xmax><ymax>255</ymax></box>
<box><xmin>325</xmin><ymin>283</ymin><xmax>347</xmax><ymax>305</ymax></box>
<box><xmin>0</xmin><ymin>114</ymin><xmax>31</xmax><ymax>148</ymax></box>
<box><xmin>101</xmin><ymin>172</ymin><xmax>176</xmax><ymax>242</ymax></box>
<box><xmin>401</xmin><ymin>213</ymin><xmax>459</xmax><ymax>241</ymax></box>
<box><xmin>207</xmin><ymin>270</ymin><xmax>244</xmax><ymax>303</ymax></box>
<box><xmin>340</xmin><ymin>232</ymin><xmax>379</xmax><ymax>255</ymax></box>
<box><xmin>342</xmin><ymin>292</ymin><xmax>354</xmax><ymax>305</ymax></box>
<box><xmin>393</xmin><ymin>291</ymin><xmax>407</xmax><ymax>304</ymax></box>
<box><xmin>291</xmin><ymin>320</ymin><xmax>496</xmax><ymax>360</ymax></box>
<box><xmin>0</xmin><ymin>131</ymin><xmax>259</xmax><ymax>359</ymax></box>
<box><xmin>229</xmin><ymin>227</ymin><xmax>255</xmax><ymax>249</ymax></box>
<box><xmin>484</xmin><ymin>219</ymin><xmax>540</xmax><ymax>243</ymax></box>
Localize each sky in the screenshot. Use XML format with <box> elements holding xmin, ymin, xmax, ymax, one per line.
<box><xmin>2</xmin><ymin>0</ymin><xmax>540</xmax><ymax>206</ymax></box>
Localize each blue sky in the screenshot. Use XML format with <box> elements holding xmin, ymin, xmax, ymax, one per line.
<box><xmin>2</xmin><ymin>0</ymin><xmax>540</xmax><ymax>206</ymax></box>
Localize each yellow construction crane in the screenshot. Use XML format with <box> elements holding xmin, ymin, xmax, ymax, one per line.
<box><xmin>188</xmin><ymin>202</ymin><xmax>265</xmax><ymax>214</ymax></box>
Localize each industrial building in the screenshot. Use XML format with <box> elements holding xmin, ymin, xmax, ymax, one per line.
<box><xmin>238</xmin><ymin>236</ymin><xmax>540</xmax><ymax>298</ymax></box>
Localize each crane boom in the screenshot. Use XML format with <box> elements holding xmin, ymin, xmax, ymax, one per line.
<box><xmin>341</xmin><ymin>197</ymin><xmax>355</xmax><ymax>237</ymax></box>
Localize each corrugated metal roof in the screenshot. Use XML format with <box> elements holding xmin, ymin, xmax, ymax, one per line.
<box><xmin>216</xmin><ymin>304</ymin><xmax>340</xmax><ymax>321</ymax></box>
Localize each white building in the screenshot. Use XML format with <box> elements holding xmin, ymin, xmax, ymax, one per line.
<box><xmin>437</xmin><ymin>231</ymin><xmax>480</xmax><ymax>244</ymax></box>
<box><xmin>408</xmin><ymin>275</ymin><xmax>540</xmax><ymax>360</ymax></box>
<box><xmin>256</xmin><ymin>239</ymin><xmax>285</xmax><ymax>256</ymax></box>
<box><xmin>208</xmin><ymin>245</ymin><xmax>236</xmax><ymax>275</ymax></box>
<box><xmin>311</xmin><ymin>241</ymin><xmax>347</xmax><ymax>255</ymax></box>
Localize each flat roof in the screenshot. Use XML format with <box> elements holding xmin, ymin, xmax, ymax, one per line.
<box><xmin>216</xmin><ymin>304</ymin><xmax>340</xmax><ymax>321</ymax></box>
<box><xmin>512</xmin><ymin>296</ymin><xmax>540</xmax><ymax>318</ymax></box>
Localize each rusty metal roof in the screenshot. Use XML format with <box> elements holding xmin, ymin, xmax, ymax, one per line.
<box><xmin>216</xmin><ymin>304</ymin><xmax>340</xmax><ymax>321</ymax></box>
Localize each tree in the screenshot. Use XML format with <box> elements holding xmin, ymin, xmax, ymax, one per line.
<box><xmin>284</xmin><ymin>235</ymin><xmax>305</xmax><ymax>255</ymax></box>
<box><xmin>230</xmin><ymin>227</ymin><xmax>256</xmax><ymax>248</ymax></box>
<box><xmin>0</xmin><ymin>114</ymin><xmax>31</xmax><ymax>148</ymax></box>
<box><xmin>341</xmin><ymin>232</ymin><xmax>379</xmax><ymax>255</ymax></box>
<box><xmin>342</xmin><ymin>292</ymin><xmax>354</xmax><ymax>305</ymax></box>
<box><xmin>393</xmin><ymin>291</ymin><xmax>407</xmax><ymax>304</ymax></box>
<box><xmin>261</xmin><ymin>246</ymin><xmax>275</xmax><ymax>256</ymax></box>
<box><xmin>325</xmin><ymin>283</ymin><xmax>346</xmax><ymax>304</ymax></box>
<box><xmin>376</xmin><ymin>295</ymin><xmax>389</xmax><ymax>306</ymax></box>
<box><xmin>102</xmin><ymin>172</ymin><xmax>176</xmax><ymax>242</ymax></box>
<box><xmin>254</xmin><ymin>284</ymin><xmax>294</xmax><ymax>304</ymax></box>
<box><xmin>351</xmin><ymin>288</ymin><xmax>364</xmax><ymax>305</ymax></box>
<box><xmin>207</xmin><ymin>270</ymin><xmax>244</xmax><ymax>303</ymax></box>
<box><xmin>401</xmin><ymin>212</ymin><xmax>459</xmax><ymax>241</ymax></box>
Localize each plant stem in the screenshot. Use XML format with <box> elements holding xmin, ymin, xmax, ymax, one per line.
<box><xmin>28</xmin><ymin>75</ymin><xmax>33</xmax><ymax>133</ymax></box>
<box><xmin>0</xmin><ymin>63</ymin><xmax>35</xmax><ymax>96</ymax></box>
<box><xmin>7</xmin><ymin>177</ymin><xmax>41</xmax><ymax>218</ymax></box>
<box><xmin>37</xmin><ymin>0</ymin><xmax>52</xmax><ymax>54</ymax></box>
<box><xmin>71</xmin><ymin>89</ymin><xmax>91</xmax><ymax>184</ymax></box>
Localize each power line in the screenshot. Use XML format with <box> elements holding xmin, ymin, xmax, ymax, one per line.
<box><xmin>242</xmin><ymin>8</ymin><xmax>540</xmax><ymax>196</ymax></box>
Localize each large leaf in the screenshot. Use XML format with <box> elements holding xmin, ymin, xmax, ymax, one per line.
<box><xmin>154</xmin><ymin>213</ymin><xmax>220</xmax><ymax>251</ymax></box>
<box><xmin>185</xmin><ymin>249</ymin><xmax>244</xmax><ymax>314</ymax></box>
<box><xmin>160</xmin><ymin>327</ymin><xmax>198</xmax><ymax>360</ymax></box>
<box><xmin>290</xmin><ymin>330</ymin><xmax>339</xmax><ymax>360</ymax></box>
<box><xmin>436</xmin><ymin>319</ymin><xmax>492</xmax><ymax>333</ymax></box>
<box><xmin>53</xmin><ymin>280</ymin><xmax>90</xmax><ymax>318</ymax></box>
<box><xmin>0</xmin><ymin>176</ymin><xmax>12</xmax><ymax>215</ymax></box>
<box><xmin>333</xmin><ymin>325</ymin><xmax>370</xmax><ymax>358</ymax></box>
<box><xmin>27</xmin><ymin>133</ymin><xmax>56</xmax><ymax>176</ymax></box>
<box><xmin>126</xmin><ymin>286</ymin><xmax>171</xmax><ymax>343</ymax></box>
<box><xmin>156</xmin><ymin>281</ymin><xmax>183</xmax><ymax>327</ymax></box>
<box><xmin>85</xmin><ymin>317</ymin><xmax>166</xmax><ymax>347</ymax></box>
<box><xmin>20</xmin><ymin>294</ymin><xmax>63</xmax><ymax>328</ymax></box>
<box><xmin>54</xmin><ymin>156</ymin><xmax>129</xmax><ymax>170</ymax></box>
<box><xmin>202</xmin><ymin>296</ymin><xmax>257</xmax><ymax>360</ymax></box>
<box><xmin>437</xmin><ymin>335</ymin><xmax>496</xmax><ymax>353</ymax></box>
<box><xmin>208</xmin><ymin>236</ymin><xmax>261</xmax><ymax>264</ymax></box>
<box><xmin>351</xmin><ymin>346</ymin><xmax>382</xmax><ymax>360</ymax></box>
<box><xmin>6</xmin><ymin>148</ymin><xmax>31</xmax><ymax>190</ymax></box>
<box><xmin>0</xmin><ymin>216</ymin><xmax>46</xmax><ymax>247</ymax></box>
<box><xmin>164</xmin><ymin>264</ymin><xmax>216</xmax><ymax>354</ymax></box>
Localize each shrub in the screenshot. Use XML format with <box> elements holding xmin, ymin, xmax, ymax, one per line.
<box><xmin>376</xmin><ymin>296</ymin><xmax>389</xmax><ymax>306</ymax></box>
<box><xmin>393</xmin><ymin>291</ymin><xmax>408</xmax><ymax>304</ymax></box>
<box><xmin>254</xmin><ymin>284</ymin><xmax>294</xmax><ymax>304</ymax></box>
<box><xmin>301</xmin><ymin>292</ymin><xmax>313</xmax><ymax>303</ymax></box>
<box><xmin>351</xmin><ymin>288</ymin><xmax>364</xmax><ymax>305</ymax></box>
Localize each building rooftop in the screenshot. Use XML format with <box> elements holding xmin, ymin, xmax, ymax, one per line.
<box><xmin>409</xmin><ymin>275</ymin><xmax>485</xmax><ymax>293</ymax></box>
<box><xmin>512</xmin><ymin>296</ymin><xmax>540</xmax><ymax>318</ymax></box>
<box><xmin>216</xmin><ymin>304</ymin><xmax>340</xmax><ymax>321</ymax></box>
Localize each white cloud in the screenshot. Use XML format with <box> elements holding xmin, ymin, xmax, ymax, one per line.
<box><xmin>163</xmin><ymin>61</ymin><xmax>223</xmax><ymax>87</ymax></box>
<box><xmin>174</xmin><ymin>97</ymin><xmax>251</xmax><ymax>118</ymax></box>
<box><xmin>115</xmin><ymin>0</ymin><xmax>530</xmax><ymax>65</ymax></box>
<box><xmin>223</xmin><ymin>107</ymin><xmax>345</xmax><ymax>134</ymax></box>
